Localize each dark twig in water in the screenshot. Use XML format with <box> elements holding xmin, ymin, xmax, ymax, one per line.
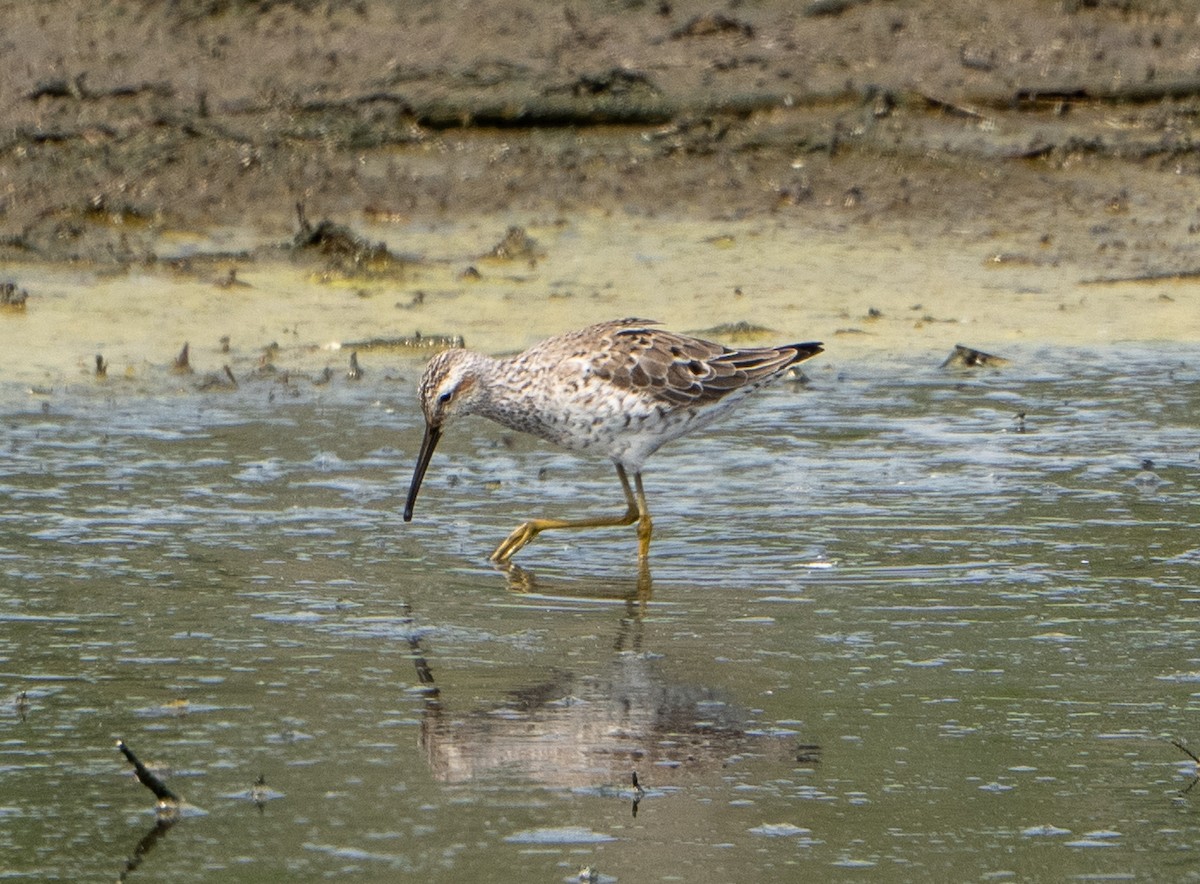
<box><xmin>1171</xmin><ymin>739</ymin><xmax>1200</xmax><ymax>795</ymax></box>
<box><xmin>1172</xmin><ymin>739</ymin><xmax>1199</xmax><ymax>764</ymax></box>
<box><xmin>400</xmin><ymin>604</ymin><xmax>439</xmax><ymax>698</ymax></box>
<box><xmin>116</xmin><ymin>739</ymin><xmax>180</xmax><ymax>803</ymax></box>
<box><xmin>118</xmin><ymin>817</ymin><xmax>177</xmax><ymax>882</ymax></box>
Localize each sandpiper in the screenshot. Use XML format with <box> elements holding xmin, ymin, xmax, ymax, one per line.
<box><xmin>403</xmin><ymin>318</ymin><xmax>822</xmax><ymax>562</ymax></box>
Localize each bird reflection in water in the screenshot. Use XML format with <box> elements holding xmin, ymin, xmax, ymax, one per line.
<box><xmin>404</xmin><ymin>591</ymin><xmax>820</xmax><ymax>812</ymax></box>
<box><xmin>496</xmin><ymin>557</ymin><xmax>653</xmax><ymax>607</ymax></box>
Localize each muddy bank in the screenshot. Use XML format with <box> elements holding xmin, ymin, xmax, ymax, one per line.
<box><xmin>2</xmin><ymin>0</ymin><xmax>1200</xmax><ymax>394</ymax></box>
<box><xmin>2</xmin><ymin>1</ymin><xmax>1200</xmax><ymax>269</ymax></box>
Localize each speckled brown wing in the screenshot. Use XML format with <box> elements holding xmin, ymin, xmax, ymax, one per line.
<box><xmin>584</xmin><ymin>320</ymin><xmax>821</xmax><ymax>408</ymax></box>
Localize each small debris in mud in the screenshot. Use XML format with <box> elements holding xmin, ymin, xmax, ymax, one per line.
<box><xmin>247</xmin><ymin>359</ymin><xmax>278</xmax><ymax>381</ymax></box>
<box><xmin>292</xmin><ymin>203</ymin><xmax>402</xmax><ymax>275</ymax></box>
<box><xmin>96</xmin><ymin>199</ymin><xmax>145</xmax><ymax>227</ymax></box>
<box><xmin>775</xmin><ymin>179</ymin><xmax>814</xmax><ymax>206</ymax></box>
<box><xmin>921</xmin><ymin>91</ymin><xmax>989</xmax><ymax>121</ymax></box>
<box><xmin>644</xmin><ymin>116</ymin><xmax>734</xmax><ymax>156</ymax></box>
<box><xmin>1080</xmin><ymin>267</ymin><xmax>1200</xmax><ymax>285</ymax></box>
<box><xmin>337</xmin><ymin>333</ymin><xmax>466</xmax><ymax>353</ymax></box>
<box><xmin>556</xmin><ymin>67</ymin><xmax>659</xmax><ymax>98</ymax></box>
<box><xmin>196</xmin><ymin>365</ymin><xmax>238</xmax><ymax>391</ymax></box>
<box><xmin>1</xmin><ymin>281</ymin><xmax>29</xmax><ymax>309</ymax></box>
<box><xmin>941</xmin><ymin>344</ymin><xmax>1009</xmax><ymax>368</ymax></box>
<box><xmin>670</xmin><ymin>12</ymin><xmax>754</xmax><ymax>39</ymax></box>
<box><xmin>484</xmin><ymin>226</ymin><xmax>543</xmax><ymax>263</ymax></box>
<box><xmin>215</xmin><ymin>267</ymin><xmax>251</xmax><ymax>289</ymax></box>
<box><xmin>172</xmin><ymin>342</ymin><xmax>192</xmax><ymax>374</ymax></box>
<box><xmin>27</xmin><ymin>73</ymin><xmax>172</xmax><ymax>103</ymax></box>
<box><xmin>914</xmin><ymin>313</ymin><xmax>958</xmax><ymax>327</ymax></box>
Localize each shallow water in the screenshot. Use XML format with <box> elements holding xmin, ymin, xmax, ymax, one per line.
<box><xmin>2</xmin><ymin>344</ymin><xmax>1199</xmax><ymax>882</ymax></box>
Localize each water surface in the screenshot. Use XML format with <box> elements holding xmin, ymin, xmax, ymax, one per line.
<box><xmin>1</xmin><ymin>344</ymin><xmax>1198</xmax><ymax>881</ymax></box>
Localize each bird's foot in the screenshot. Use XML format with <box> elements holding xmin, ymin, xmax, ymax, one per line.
<box><xmin>489</xmin><ymin>521</ymin><xmax>542</xmax><ymax>564</ymax></box>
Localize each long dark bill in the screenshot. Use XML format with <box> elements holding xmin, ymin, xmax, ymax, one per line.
<box><xmin>403</xmin><ymin>423</ymin><xmax>441</xmax><ymax>522</ymax></box>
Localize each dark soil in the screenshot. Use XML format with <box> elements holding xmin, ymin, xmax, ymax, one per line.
<box><xmin>3</xmin><ymin>0</ymin><xmax>1200</xmax><ymax>276</ymax></box>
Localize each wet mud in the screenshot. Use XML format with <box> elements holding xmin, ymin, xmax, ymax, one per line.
<box><xmin>3</xmin><ymin>0</ymin><xmax>1200</xmax><ymax>283</ymax></box>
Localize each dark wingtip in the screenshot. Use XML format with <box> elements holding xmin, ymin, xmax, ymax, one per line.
<box><xmin>789</xmin><ymin>341</ymin><xmax>824</xmax><ymax>363</ymax></box>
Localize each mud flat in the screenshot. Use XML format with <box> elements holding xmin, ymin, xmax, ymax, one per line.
<box><xmin>3</xmin><ymin>0</ymin><xmax>1200</xmax><ymax>393</ymax></box>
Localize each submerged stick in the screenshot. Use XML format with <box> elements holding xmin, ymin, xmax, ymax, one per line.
<box><xmin>116</xmin><ymin>739</ymin><xmax>180</xmax><ymax>803</ymax></box>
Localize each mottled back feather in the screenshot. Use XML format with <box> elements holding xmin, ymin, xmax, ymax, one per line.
<box><xmin>536</xmin><ymin>318</ymin><xmax>821</xmax><ymax>408</ymax></box>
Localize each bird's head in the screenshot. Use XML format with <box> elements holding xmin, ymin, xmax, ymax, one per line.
<box><xmin>417</xmin><ymin>348</ymin><xmax>484</xmax><ymax>430</ymax></box>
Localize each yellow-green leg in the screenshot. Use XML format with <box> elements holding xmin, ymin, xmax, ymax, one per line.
<box><xmin>633</xmin><ymin>471</ymin><xmax>652</xmax><ymax>561</ymax></box>
<box><xmin>489</xmin><ymin>464</ymin><xmax>652</xmax><ymax>563</ymax></box>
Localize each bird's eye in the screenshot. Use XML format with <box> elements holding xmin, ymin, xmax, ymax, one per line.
<box><xmin>437</xmin><ymin>391</ymin><xmax>452</xmax><ymax>404</ymax></box>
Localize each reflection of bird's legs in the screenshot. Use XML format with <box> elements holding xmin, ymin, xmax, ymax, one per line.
<box><xmin>489</xmin><ymin>464</ymin><xmax>648</xmax><ymax>563</ymax></box>
<box><xmin>635</xmin><ymin>552</ymin><xmax>652</xmax><ymax>605</ymax></box>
